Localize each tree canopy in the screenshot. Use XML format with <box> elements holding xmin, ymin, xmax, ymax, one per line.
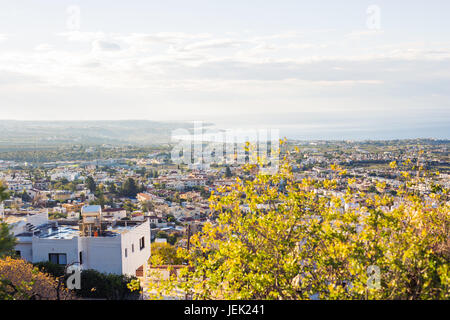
<box><xmin>0</xmin><ymin>224</ymin><xmax>16</xmax><ymax>258</ymax></box>
<box><xmin>121</xmin><ymin>178</ymin><xmax>140</xmax><ymax>198</ymax></box>
<box><xmin>0</xmin><ymin>181</ymin><xmax>15</xmax><ymax>258</ymax></box>
<box><xmin>0</xmin><ymin>257</ymin><xmax>74</xmax><ymax>300</ymax></box>
<box><xmin>147</xmin><ymin>149</ymin><xmax>449</xmax><ymax>300</ymax></box>
<box><xmin>150</xmin><ymin>242</ymin><xmax>183</xmax><ymax>266</ymax></box>
<box><xmin>85</xmin><ymin>176</ymin><xmax>96</xmax><ymax>193</ymax></box>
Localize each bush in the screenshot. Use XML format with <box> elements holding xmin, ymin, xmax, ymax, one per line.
<box><xmin>0</xmin><ymin>257</ymin><xmax>74</xmax><ymax>300</ymax></box>
<box><xmin>74</xmin><ymin>269</ymin><xmax>140</xmax><ymax>300</ymax></box>
<box><xmin>33</xmin><ymin>261</ymin><xmax>66</xmax><ymax>278</ymax></box>
<box><xmin>167</xmin><ymin>234</ymin><xmax>178</xmax><ymax>245</ymax></box>
<box><xmin>150</xmin><ymin>242</ymin><xmax>183</xmax><ymax>265</ymax></box>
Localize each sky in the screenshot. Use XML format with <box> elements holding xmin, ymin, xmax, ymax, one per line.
<box><xmin>0</xmin><ymin>0</ymin><xmax>449</xmax><ymax>139</ymax></box>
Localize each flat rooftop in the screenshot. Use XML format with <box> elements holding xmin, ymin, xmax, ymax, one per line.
<box><xmin>107</xmin><ymin>225</ymin><xmax>138</xmax><ymax>234</ymax></box>
<box><xmin>81</xmin><ymin>205</ymin><xmax>102</xmax><ymax>213</ymax></box>
<box><xmin>39</xmin><ymin>225</ymin><xmax>79</xmax><ymax>239</ymax></box>
<box><xmin>15</xmin><ymin>224</ymin><xmax>79</xmax><ymax>240</ymax></box>
<box><xmin>16</xmin><ymin>222</ymin><xmax>144</xmax><ymax>240</ymax></box>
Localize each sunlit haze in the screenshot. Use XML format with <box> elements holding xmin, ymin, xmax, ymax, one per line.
<box><xmin>0</xmin><ymin>0</ymin><xmax>449</xmax><ymax>139</ymax></box>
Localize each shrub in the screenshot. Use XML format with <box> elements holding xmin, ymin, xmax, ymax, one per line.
<box><xmin>33</xmin><ymin>261</ymin><xmax>66</xmax><ymax>278</ymax></box>
<box><xmin>0</xmin><ymin>257</ymin><xmax>74</xmax><ymax>300</ymax></box>
<box><xmin>74</xmin><ymin>269</ymin><xmax>140</xmax><ymax>300</ymax></box>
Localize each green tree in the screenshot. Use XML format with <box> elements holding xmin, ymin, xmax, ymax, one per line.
<box><xmin>147</xmin><ymin>151</ymin><xmax>449</xmax><ymax>300</ymax></box>
<box><xmin>155</xmin><ymin>230</ymin><xmax>168</xmax><ymax>239</ymax></box>
<box><xmin>225</xmin><ymin>166</ymin><xmax>232</xmax><ymax>178</ymax></box>
<box><xmin>0</xmin><ymin>182</ymin><xmax>16</xmax><ymax>258</ymax></box>
<box><xmin>0</xmin><ymin>223</ymin><xmax>16</xmax><ymax>258</ymax></box>
<box><xmin>141</xmin><ymin>200</ymin><xmax>155</xmax><ymax>212</ymax></box>
<box><xmin>21</xmin><ymin>190</ymin><xmax>31</xmax><ymax>203</ymax></box>
<box><xmin>93</xmin><ymin>193</ymin><xmax>106</xmax><ymax>208</ymax></box>
<box><xmin>74</xmin><ymin>269</ymin><xmax>139</xmax><ymax>300</ymax></box>
<box><xmin>108</xmin><ymin>183</ymin><xmax>118</xmax><ymax>195</ymax></box>
<box><xmin>121</xmin><ymin>178</ymin><xmax>139</xmax><ymax>198</ymax></box>
<box><xmin>123</xmin><ymin>200</ymin><xmax>137</xmax><ymax>213</ymax></box>
<box><xmin>150</xmin><ymin>243</ymin><xmax>183</xmax><ymax>265</ymax></box>
<box><xmin>167</xmin><ymin>234</ymin><xmax>178</xmax><ymax>246</ymax></box>
<box><xmin>85</xmin><ymin>176</ymin><xmax>96</xmax><ymax>193</ymax></box>
<box><xmin>33</xmin><ymin>261</ymin><xmax>65</xmax><ymax>278</ymax></box>
<box><xmin>0</xmin><ymin>180</ymin><xmax>9</xmax><ymax>203</ymax></box>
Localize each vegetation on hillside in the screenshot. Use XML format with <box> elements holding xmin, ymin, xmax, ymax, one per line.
<box><xmin>147</xmin><ymin>145</ymin><xmax>449</xmax><ymax>300</ymax></box>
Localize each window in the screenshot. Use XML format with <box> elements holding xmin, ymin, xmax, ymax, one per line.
<box><xmin>132</xmin><ymin>244</ymin><xmax>134</xmax><ymax>253</ymax></box>
<box><xmin>79</xmin><ymin>251</ymin><xmax>83</xmax><ymax>265</ymax></box>
<box><xmin>49</xmin><ymin>253</ymin><xmax>67</xmax><ymax>265</ymax></box>
<box><xmin>125</xmin><ymin>248</ymin><xmax>128</xmax><ymax>258</ymax></box>
<box><xmin>15</xmin><ymin>250</ymin><xmax>21</xmax><ymax>257</ymax></box>
<box><xmin>139</xmin><ymin>237</ymin><xmax>145</xmax><ymax>250</ymax></box>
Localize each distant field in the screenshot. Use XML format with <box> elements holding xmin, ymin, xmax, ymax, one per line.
<box><xmin>0</xmin><ymin>120</ymin><xmax>196</xmax><ymax>147</ymax></box>
<box><xmin>0</xmin><ymin>145</ymin><xmax>169</xmax><ymax>163</ymax></box>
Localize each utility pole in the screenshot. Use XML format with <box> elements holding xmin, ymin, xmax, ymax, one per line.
<box><xmin>187</xmin><ymin>224</ymin><xmax>191</xmax><ymax>252</ymax></box>
<box><xmin>185</xmin><ymin>224</ymin><xmax>191</xmax><ymax>300</ymax></box>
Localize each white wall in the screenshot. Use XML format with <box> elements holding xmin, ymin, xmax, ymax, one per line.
<box><xmin>80</xmin><ymin>236</ymin><xmax>123</xmax><ymax>274</ymax></box>
<box><xmin>120</xmin><ymin>219</ymin><xmax>151</xmax><ymax>276</ymax></box>
<box><xmin>15</xmin><ymin>241</ymin><xmax>33</xmax><ymax>261</ymax></box>
<box><xmin>67</xmin><ymin>211</ymin><xmax>80</xmax><ymax>219</ymax></box>
<box><xmin>26</xmin><ymin>211</ymin><xmax>49</xmax><ymax>227</ymax></box>
<box><xmin>10</xmin><ymin>211</ymin><xmax>49</xmax><ymax>236</ymax></box>
<box><xmin>32</xmin><ymin>237</ymin><xmax>79</xmax><ymax>265</ymax></box>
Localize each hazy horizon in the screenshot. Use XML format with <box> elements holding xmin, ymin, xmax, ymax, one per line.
<box><xmin>0</xmin><ymin>118</ymin><xmax>448</xmax><ymax>142</ymax></box>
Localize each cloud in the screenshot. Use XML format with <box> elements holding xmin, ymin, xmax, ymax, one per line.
<box><xmin>0</xmin><ymin>70</ymin><xmax>42</xmax><ymax>86</ymax></box>
<box><xmin>58</xmin><ymin>31</ymin><xmax>106</xmax><ymax>42</ymax></box>
<box><xmin>92</xmin><ymin>40</ymin><xmax>121</xmax><ymax>51</ymax></box>
<box><xmin>180</xmin><ymin>39</ymin><xmax>244</xmax><ymax>51</ymax></box>
<box><xmin>345</xmin><ymin>30</ymin><xmax>384</xmax><ymax>39</ymax></box>
<box><xmin>0</xmin><ymin>30</ymin><xmax>449</xmax><ymax>109</ymax></box>
<box><xmin>34</xmin><ymin>44</ymin><xmax>54</xmax><ymax>52</ymax></box>
<box><xmin>120</xmin><ymin>32</ymin><xmax>212</xmax><ymax>47</ymax></box>
<box><xmin>252</xmin><ymin>31</ymin><xmax>305</xmax><ymax>41</ymax></box>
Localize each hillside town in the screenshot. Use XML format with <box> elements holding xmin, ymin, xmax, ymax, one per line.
<box><xmin>0</xmin><ymin>139</ymin><xmax>448</xmax><ymax>299</ymax></box>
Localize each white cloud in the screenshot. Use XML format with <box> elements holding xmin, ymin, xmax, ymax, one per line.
<box><xmin>180</xmin><ymin>38</ymin><xmax>244</xmax><ymax>51</ymax></box>
<box><xmin>58</xmin><ymin>31</ymin><xmax>106</xmax><ymax>42</ymax></box>
<box><xmin>92</xmin><ymin>40</ymin><xmax>121</xmax><ymax>52</ymax></box>
<box><xmin>119</xmin><ymin>32</ymin><xmax>212</xmax><ymax>47</ymax></box>
<box><xmin>0</xmin><ymin>29</ymin><xmax>449</xmax><ymax>123</ymax></box>
<box><xmin>34</xmin><ymin>44</ymin><xmax>54</xmax><ymax>52</ymax></box>
<box><xmin>252</xmin><ymin>31</ymin><xmax>305</xmax><ymax>41</ymax></box>
<box><xmin>345</xmin><ymin>29</ymin><xmax>384</xmax><ymax>39</ymax></box>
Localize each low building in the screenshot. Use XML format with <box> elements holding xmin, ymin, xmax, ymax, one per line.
<box><xmin>103</xmin><ymin>208</ymin><xmax>127</xmax><ymax>220</ymax></box>
<box><xmin>67</xmin><ymin>211</ymin><xmax>80</xmax><ymax>220</ymax></box>
<box><xmin>10</xmin><ymin>208</ymin><xmax>151</xmax><ymax>277</ymax></box>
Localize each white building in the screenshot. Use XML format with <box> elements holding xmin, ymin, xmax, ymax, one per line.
<box><xmin>67</xmin><ymin>211</ymin><xmax>80</xmax><ymax>220</ymax></box>
<box><xmin>11</xmin><ymin>211</ymin><xmax>151</xmax><ymax>277</ymax></box>
<box><xmin>6</xmin><ymin>179</ymin><xmax>33</xmax><ymax>192</ymax></box>
<box><xmin>50</xmin><ymin>170</ymin><xmax>81</xmax><ymax>182</ymax></box>
<box><xmin>102</xmin><ymin>208</ymin><xmax>127</xmax><ymax>220</ymax></box>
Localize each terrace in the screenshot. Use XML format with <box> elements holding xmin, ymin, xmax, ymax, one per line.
<box><xmin>15</xmin><ymin>221</ymin><xmax>145</xmax><ymax>240</ymax></box>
